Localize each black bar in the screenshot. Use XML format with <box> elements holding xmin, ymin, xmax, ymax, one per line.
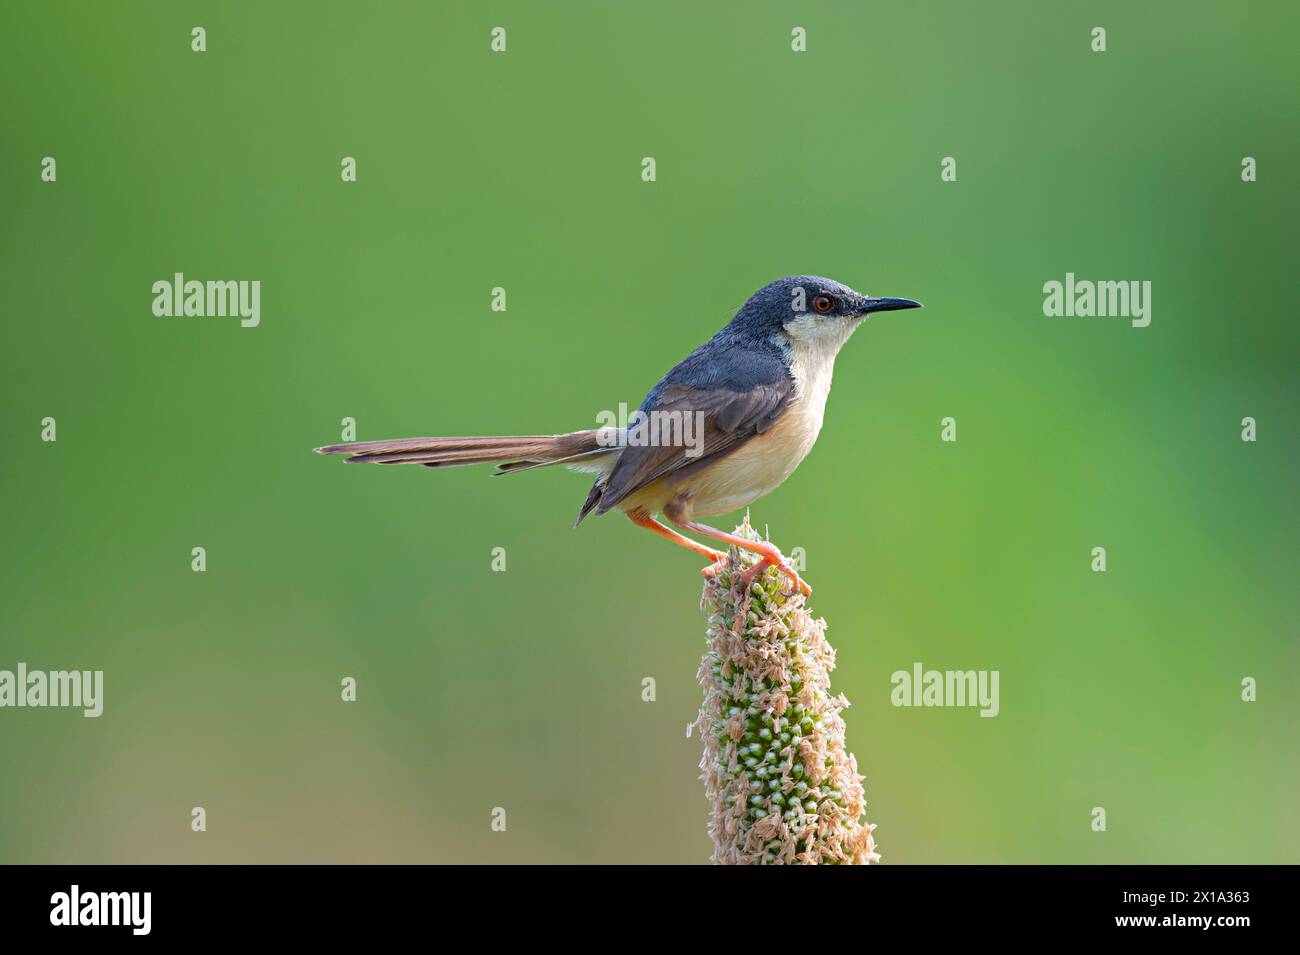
<box><xmin>0</xmin><ymin>864</ymin><xmax>1281</xmax><ymax>940</ymax></box>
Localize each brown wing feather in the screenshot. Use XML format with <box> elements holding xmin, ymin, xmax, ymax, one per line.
<box><xmin>594</xmin><ymin>378</ymin><xmax>793</xmax><ymax>516</ymax></box>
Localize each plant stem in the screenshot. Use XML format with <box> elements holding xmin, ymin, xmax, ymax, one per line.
<box><xmin>695</xmin><ymin>517</ymin><xmax>878</xmax><ymax>865</ymax></box>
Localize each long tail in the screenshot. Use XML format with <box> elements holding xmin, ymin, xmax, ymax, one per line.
<box><xmin>314</xmin><ymin>429</ymin><xmax>618</xmax><ymax>474</ymax></box>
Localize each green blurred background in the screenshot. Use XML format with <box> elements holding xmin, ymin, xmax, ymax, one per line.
<box><xmin>2</xmin><ymin>1</ymin><xmax>1296</xmax><ymax>864</ymax></box>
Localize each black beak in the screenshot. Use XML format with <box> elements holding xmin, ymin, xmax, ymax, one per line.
<box><xmin>858</xmin><ymin>296</ymin><xmax>923</xmax><ymax>315</ymax></box>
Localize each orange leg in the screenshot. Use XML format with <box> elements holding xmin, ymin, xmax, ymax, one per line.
<box><xmin>672</xmin><ymin>520</ymin><xmax>811</xmax><ymax>596</ymax></box>
<box><xmin>627</xmin><ymin>512</ymin><xmax>728</xmax><ymax>578</ymax></box>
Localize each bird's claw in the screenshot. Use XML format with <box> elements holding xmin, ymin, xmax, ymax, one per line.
<box><xmin>780</xmin><ymin>579</ymin><xmax>808</xmax><ymax>598</ymax></box>
<box><xmin>700</xmin><ymin>549</ymin><xmax>811</xmax><ymax>598</ymax></box>
<box><xmin>738</xmin><ymin>553</ymin><xmax>811</xmax><ymax>597</ymax></box>
<box><xmin>700</xmin><ymin>554</ymin><xmax>729</xmax><ymax>580</ymax></box>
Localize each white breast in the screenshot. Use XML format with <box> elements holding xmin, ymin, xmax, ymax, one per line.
<box><xmin>784</xmin><ymin>336</ymin><xmax>837</xmax><ymax>443</ymax></box>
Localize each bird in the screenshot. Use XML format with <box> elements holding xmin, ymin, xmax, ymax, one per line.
<box><xmin>315</xmin><ymin>276</ymin><xmax>921</xmax><ymax>595</ymax></box>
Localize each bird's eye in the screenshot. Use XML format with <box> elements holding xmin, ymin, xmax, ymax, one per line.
<box><xmin>813</xmin><ymin>294</ymin><xmax>834</xmax><ymax>314</ymax></box>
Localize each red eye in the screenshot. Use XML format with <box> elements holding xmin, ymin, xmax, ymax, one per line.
<box><xmin>813</xmin><ymin>295</ymin><xmax>834</xmax><ymax>314</ymax></box>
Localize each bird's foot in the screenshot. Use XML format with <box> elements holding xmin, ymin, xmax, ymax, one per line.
<box><xmin>738</xmin><ymin>552</ymin><xmax>811</xmax><ymax>597</ymax></box>
<box><xmin>699</xmin><ymin>550</ymin><xmax>729</xmax><ymax>580</ymax></box>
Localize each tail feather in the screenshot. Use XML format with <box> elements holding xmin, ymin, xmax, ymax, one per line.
<box><xmin>492</xmin><ymin>446</ymin><xmax>618</xmax><ymax>475</ymax></box>
<box><xmin>314</xmin><ymin>430</ymin><xmax>616</xmax><ymax>472</ymax></box>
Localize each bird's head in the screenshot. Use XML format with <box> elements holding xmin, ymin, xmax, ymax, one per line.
<box><xmin>730</xmin><ymin>275</ymin><xmax>922</xmax><ymax>356</ymax></box>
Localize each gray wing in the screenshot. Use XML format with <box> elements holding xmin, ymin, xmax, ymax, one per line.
<box><xmin>585</xmin><ymin>346</ymin><xmax>794</xmax><ymax>519</ymax></box>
